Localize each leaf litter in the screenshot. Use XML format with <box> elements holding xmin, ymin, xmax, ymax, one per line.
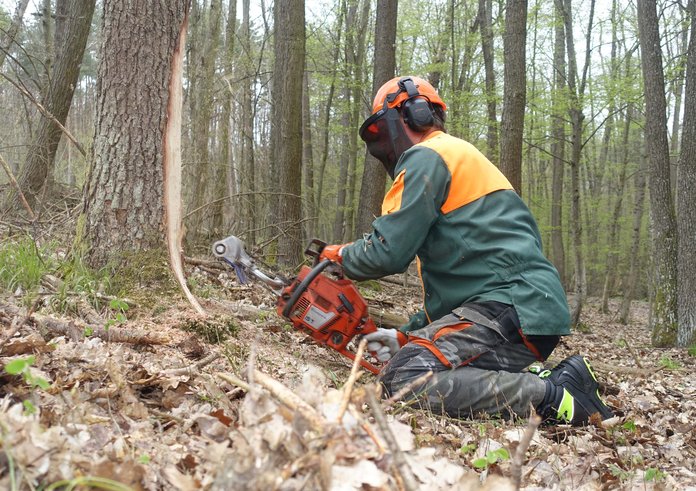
<box><xmin>0</xmin><ymin>263</ymin><xmax>695</xmax><ymax>490</ymax></box>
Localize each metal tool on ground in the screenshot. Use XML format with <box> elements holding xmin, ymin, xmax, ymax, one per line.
<box><xmin>213</xmin><ymin>236</ymin><xmax>381</xmax><ymax>374</ymax></box>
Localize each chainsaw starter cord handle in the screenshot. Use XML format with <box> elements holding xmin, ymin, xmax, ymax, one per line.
<box><xmin>281</xmin><ymin>259</ymin><xmax>333</xmax><ymax>318</ymax></box>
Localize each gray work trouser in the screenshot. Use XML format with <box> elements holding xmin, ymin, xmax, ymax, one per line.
<box><xmin>379</xmin><ymin>302</ymin><xmax>549</xmax><ymax>419</ymax></box>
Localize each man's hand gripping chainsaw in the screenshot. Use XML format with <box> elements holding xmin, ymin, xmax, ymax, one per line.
<box><xmin>213</xmin><ymin>236</ymin><xmax>380</xmax><ymax>374</ymax></box>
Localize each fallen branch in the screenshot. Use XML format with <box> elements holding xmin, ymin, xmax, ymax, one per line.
<box><xmin>252</xmin><ymin>369</ymin><xmax>327</xmax><ymax>431</ymax></box>
<box><xmin>160</xmin><ymin>352</ymin><xmax>221</xmax><ymax>377</ymax></box>
<box><xmin>511</xmin><ymin>412</ymin><xmax>542</xmax><ymax>490</ymax></box>
<box><xmin>383</xmin><ymin>371</ymin><xmax>433</xmax><ymax>407</ymax></box>
<box><xmin>336</xmin><ymin>338</ymin><xmax>367</xmax><ymax>423</ymax></box>
<box><xmin>366</xmin><ymin>385</ymin><xmax>419</xmax><ymax>491</ymax></box>
<box><xmin>0</xmin><ymin>301</ymin><xmax>169</xmax><ymax>345</ymax></box>
<box><xmin>215</xmin><ymin>371</ymin><xmax>251</xmax><ymax>392</ymax></box>
<box><xmin>0</xmin><ymin>298</ymin><xmax>40</xmax><ymax>349</ymax></box>
<box><xmin>0</xmin><ymin>151</ymin><xmax>36</xmax><ymax>220</ymax></box>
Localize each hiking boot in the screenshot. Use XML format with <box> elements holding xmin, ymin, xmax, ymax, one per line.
<box><xmin>536</xmin><ymin>355</ymin><xmax>613</xmax><ymax>425</ymax></box>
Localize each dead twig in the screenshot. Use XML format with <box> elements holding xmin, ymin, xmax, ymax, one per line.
<box><xmin>0</xmin><ymin>297</ymin><xmax>41</xmax><ymax>349</ymax></box>
<box><xmin>215</xmin><ymin>371</ymin><xmax>252</xmax><ymax>392</ymax></box>
<box><xmin>365</xmin><ymin>385</ymin><xmax>419</xmax><ymax>491</ymax></box>
<box><xmin>252</xmin><ymin>369</ymin><xmax>328</xmax><ymax>431</ymax></box>
<box><xmin>0</xmin><ymin>151</ymin><xmax>36</xmax><ymax>220</ymax></box>
<box><xmin>619</xmin><ymin>337</ymin><xmax>643</xmax><ymax>369</ymax></box>
<box><xmin>336</xmin><ymin>338</ymin><xmax>367</xmax><ymax>423</ymax></box>
<box><xmin>160</xmin><ymin>352</ymin><xmax>221</xmax><ymax>377</ymax></box>
<box><xmin>383</xmin><ymin>371</ymin><xmax>434</xmax><ymax>407</ymax></box>
<box><xmin>511</xmin><ymin>412</ymin><xmax>542</xmax><ymax>490</ymax></box>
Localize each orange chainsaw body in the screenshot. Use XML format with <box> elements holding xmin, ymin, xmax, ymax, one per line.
<box><xmin>276</xmin><ymin>264</ymin><xmax>380</xmax><ymax>374</ymax></box>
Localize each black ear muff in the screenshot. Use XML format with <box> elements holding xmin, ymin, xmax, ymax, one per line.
<box><xmin>402</xmin><ymin>98</ymin><xmax>434</xmax><ymax>131</ymax></box>
<box><xmin>398</xmin><ymin>77</ymin><xmax>434</xmax><ymax>132</ymax></box>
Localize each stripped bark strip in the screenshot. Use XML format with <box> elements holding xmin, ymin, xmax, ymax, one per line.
<box><xmin>162</xmin><ymin>1</ymin><xmax>205</xmax><ymax>316</ymax></box>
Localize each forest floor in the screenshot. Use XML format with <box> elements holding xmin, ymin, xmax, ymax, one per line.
<box><xmin>1</xmin><ymin>238</ymin><xmax>695</xmax><ymax>490</ymax></box>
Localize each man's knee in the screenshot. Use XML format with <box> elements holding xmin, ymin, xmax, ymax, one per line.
<box><xmin>378</xmin><ymin>343</ymin><xmax>446</xmax><ymax>398</ymax></box>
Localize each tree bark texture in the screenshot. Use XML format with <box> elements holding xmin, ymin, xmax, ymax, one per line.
<box><xmin>676</xmin><ymin>0</ymin><xmax>696</xmax><ymax>347</ymax></box>
<box><xmin>499</xmin><ymin>0</ymin><xmax>527</xmax><ymax>194</ymax></box>
<box><xmin>272</xmin><ymin>0</ymin><xmax>305</xmax><ymax>266</ymax></box>
<box><xmin>637</xmin><ymin>0</ymin><xmax>678</xmax><ymax>346</ymax></box>
<box><xmin>81</xmin><ymin>0</ymin><xmax>187</xmax><ymax>268</ymax></box>
<box><xmin>10</xmin><ymin>0</ymin><xmax>95</xmax><ymax>211</ymax></box>
<box><xmin>479</xmin><ymin>0</ymin><xmax>498</xmax><ymax>162</ymax></box>
<box><xmin>302</xmin><ymin>67</ymin><xmax>316</xmax><ymax>241</ymax></box>
<box><xmin>550</xmin><ymin>0</ymin><xmax>566</xmax><ymax>286</ymax></box>
<box><xmin>0</xmin><ymin>0</ymin><xmax>31</xmax><ymax>70</ymax></box>
<box><xmin>619</xmin><ymin>161</ymin><xmax>647</xmax><ymax>324</ymax></box>
<box><xmin>187</xmin><ymin>0</ymin><xmax>222</xmax><ymax>238</ymax></box>
<box><xmin>239</xmin><ymin>0</ymin><xmax>256</xmax><ymax>243</ymax></box>
<box><xmin>561</xmin><ymin>0</ymin><xmax>589</xmax><ymax>329</ymax></box>
<box><xmin>356</xmin><ymin>0</ymin><xmax>398</xmax><ymax>235</ymax></box>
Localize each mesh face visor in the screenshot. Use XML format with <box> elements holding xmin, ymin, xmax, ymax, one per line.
<box><xmin>359</xmin><ymin>107</ymin><xmax>411</xmax><ymax>178</ymax></box>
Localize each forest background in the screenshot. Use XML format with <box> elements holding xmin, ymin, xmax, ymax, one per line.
<box><xmin>0</xmin><ymin>0</ymin><xmax>695</xmax><ymax>350</ymax></box>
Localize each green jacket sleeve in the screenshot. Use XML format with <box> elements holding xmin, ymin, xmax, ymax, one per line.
<box><xmin>341</xmin><ymin>146</ymin><xmax>450</xmax><ymax>280</ymax></box>
<box><xmin>400</xmin><ymin>310</ymin><xmax>428</xmax><ymax>333</ymax></box>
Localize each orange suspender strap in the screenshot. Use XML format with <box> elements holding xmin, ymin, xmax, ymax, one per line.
<box><xmin>518</xmin><ymin>329</ymin><xmax>544</xmax><ymax>361</ymax></box>
<box><xmin>407</xmin><ymin>321</ymin><xmax>474</xmax><ymax>369</ymax></box>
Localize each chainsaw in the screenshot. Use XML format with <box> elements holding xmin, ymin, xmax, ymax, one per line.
<box><xmin>213</xmin><ymin>236</ymin><xmax>380</xmax><ymax>374</ymax></box>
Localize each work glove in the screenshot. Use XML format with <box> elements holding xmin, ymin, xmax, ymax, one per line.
<box><xmin>364</xmin><ymin>328</ymin><xmax>408</xmax><ymax>362</ymax></box>
<box><xmin>319</xmin><ymin>243</ymin><xmax>348</xmax><ymax>264</ymax></box>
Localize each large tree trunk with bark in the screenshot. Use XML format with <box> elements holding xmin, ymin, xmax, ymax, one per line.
<box><xmin>81</xmin><ymin>0</ymin><xmax>187</xmax><ymax>269</ymax></box>
<box><xmin>356</xmin><ymin>0</ymin><xmax>397</xmax><ymax>235</ymax></box>
<box><xmin>272</xmin><ymin>0</ymin><xmax>305</xmax><ymax>266</ymax></box>
<box><xmin>499</xmin><ymin>0</ymin><xmax>527</xmax><ymax>194</ymax></box>
<box><xmin>676</xmin><ymin>0</ymin><xmax>696</xmax><ymax>347</ymax></box>
<box><xmin>9</xmin><ymin>0</ymin><xmax>95</xmax><ymax>212</ymax></box>
<box><xmin>637</xmin><ymin>0</ymin><xmax>678</xmax><ymax>346</ymax></box>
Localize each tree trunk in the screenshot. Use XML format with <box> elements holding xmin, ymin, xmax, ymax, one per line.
<box><xmin>271</xmin><ymin>0</ymin><xmax>305</xmax><ymax>266</ymax></box>
<box><xmin>217</xmin><ymin>0</ymin><xmax>237</xmax><ymax>234</ymax></box>
<box><xmin>9</xmin><ymin>0</ymin><xmax>95</xmax><ymax>213</ymax></box>
<box><xmin>550</xmin><ymin>0</ymin><xmax>566</xmax><ymax>287</ymax></box>
<box><xmin>600</xmin><ymin>104</ymin><xmax>633</xmax><ymax>313</ymax></box>
<box><xmin>637</xmin><ymin>0</ymin><xmax>678</xmax><ymax>346</ymax></box>
<box><xmin>676</xmin><ymin>0</ymin><xmax>696</xmax><ymax>347</ymax></box>
<box><xmin>81</xmin><ymin>0</ymin><xmax>187</xmax><ymax>268</ymax></box>
<box><xmin>315</xmin><ymin>4</ymin><xmax>345</xmax><ymax>219</ymax></box>
<box><xmin>187</xmin><ymin>0</ymin><xmax>222</xmax><ymax>238</ymax></box>
<box><xmin>499</xmin><ymin>0</ymin><xmax>527</xmax><ymax>193</ymax></box>
<box><xmin>0</xmin><ymin>0</ymin><xmax>31</xmax><ymax>70</ymax></box>
<box><xmin>562</xmin><ymin>0</ymin><xmax>594</xmax><ymax>329</ymax></box>
<box><xmin>619</xmin><ymin>161</ymin><xmax>647</xmax><ymax>324</ymax></box>
<box><xmin>479</xmin><ymin>0</ymin><xmax>498</xmax><ymax>161</ymax></box>
<box><xmin>355</xmin><ymin>0</ymin><xmax>397</xmax><ymax>235</ymax></box>
<box><xmin>240</xmin><ymin>0</ymin><xmax>256</xmax><ymax>243</ymax></box>
<box><xmin>302</xmin><ymin>68</ymin><xmax>316</xmax><ymax>241</ymax></box>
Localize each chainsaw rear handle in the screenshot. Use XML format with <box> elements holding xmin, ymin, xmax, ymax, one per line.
<box><xmin>281</xmin><ymin>259</ymin><xmax>332</xmax><ymax>318</ymax></box>
<box><xmin>304</xmin><ymin>238</ymin><xmax>327</xmax><ymax>265</ymax></box>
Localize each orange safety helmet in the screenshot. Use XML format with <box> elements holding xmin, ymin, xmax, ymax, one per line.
<box><xmin>370</xmin><ymin>76</ymin><xmax>447</xmax><ymax>114</ymax></box>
